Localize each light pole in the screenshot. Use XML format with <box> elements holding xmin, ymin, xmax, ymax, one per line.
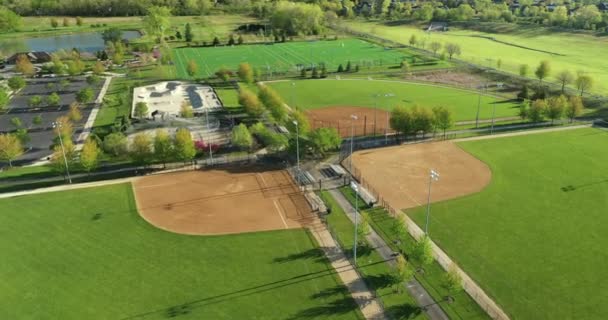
<box><xmin>52</xmin><ymin>121</ymin><xmax>72</xmax><ymax>184</ymax></box>
<box><xmin>293</xmin><ymin>120</ymin><xmax>300</xmax><ymax>186</ymax></box>
<box><xmin>349</xmin><ymin>114</ymin><xmax>358</xmax><ymax>175</ymax></box>
<box><xmin>351</xmin><ymin>181</ymin><xmax>359</xmax><ymax>265</ymax></box>
<box><xmin>425</xmin><ymin>169</ymin><xmax>440</xmax><ymax>235</ymax></box>
<box><xmin>205</xmin><ymin>109</ymin><xmax>213</xmax><ymax>165</ymax></box>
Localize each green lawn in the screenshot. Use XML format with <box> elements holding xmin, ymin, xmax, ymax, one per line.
<box><xmin>173</xmin><ymin>38</ymin><xmax>448</xmax><ymax>78</ymax></box>
<box><xmin>344</xmin><ymin>20</ymin><xmax>608</xmax><ymax>94</ymax></box>
<box><xmin>0</xmin><ymin>184</ymin><xmax>362</xmax><ymax>320</ymax></box>
<box><xmin>319</xmin><ymin>191</ymin><xmax>426</xmax><ymax>320</ymax></box>
<box><xmin>407</xmin><ymin>128</ymin><xmax>608</xmax><ymax>320</ymax></box>
<box><xmin>268</xmin><ymin>79</ymin><xmax>521</xmax><ymax>121</ymax></box>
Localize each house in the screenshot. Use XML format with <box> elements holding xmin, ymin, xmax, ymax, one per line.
<box><xmin>6</xmin><ymin>52</ymin><xmax>52</xmax><ymax>65</ymax></box>
<box><xmin>427</xmin><ymin>22</ymin><xmax>449</xmax><ymax>32</ymax></box>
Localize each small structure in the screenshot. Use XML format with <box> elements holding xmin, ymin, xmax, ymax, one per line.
<box><xmin>350</xmin><ymin>181</ymin><xmax>377</xmax><ymax>207</ymax></box>
<box><xmin>6</xmin><ymin>52</ymin><xmax>52</xmax><ymax>64</ymax></box>
<box><xmin>131</xmin><ymin>81</ymin><xmax>223</xmax><ymax>119</ymax></box>
<box><xmin>427</xmin><ymin>22</ymin><xmax>448</xmax><ymax>32</ymax></box>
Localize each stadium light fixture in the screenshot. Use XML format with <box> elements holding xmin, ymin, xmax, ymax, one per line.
<box><xmin>51</xmin><ymin>121</ymin><xmax>72</xmax><ymax>184</ymax></box>
<box><xmin>425</xmin><ymin>169</ymin><xmax>440</xmax><ymax>235</ymax></box>
<box><xmin>349</xmin><ymin>115</ymin><xmax>358</xmax><ymax>175</ymax></box>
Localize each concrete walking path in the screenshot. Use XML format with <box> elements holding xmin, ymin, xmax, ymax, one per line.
<box><xmin>307</xmin><ymin>221</ymin><xmax>387</xmax><ymax>320</ymax></box>
<box><xmin>328</xmin><ymin>189</ymin><xmax>450</xmax><ymax>320</ymax></box>
<box><xmin>75</xmin><ymin>76</ymin><xmax>113</xmax><ymax>151</ymax></box>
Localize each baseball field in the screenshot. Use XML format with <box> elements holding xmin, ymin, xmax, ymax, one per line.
<box><xmin>353</xmin><ymin>127</ymin><xmax>608</xmax><ymax>319</ymax></box>
<box><xmin>0</xmin><ymin>181</ymin><xmax>362</xmax><ymax>319</ymax></box>
<box><xmin>173</xmin><ymin>38</ymin><xmax>447</xmax><ymax>78</ymax></box>
<box><xmin>267</xmin><ymin>79</ymin><xmax>521</xmax><ymax>135</ymax></box>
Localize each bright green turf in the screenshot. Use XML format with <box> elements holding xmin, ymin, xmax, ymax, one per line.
<box><xmin>268</xmin><ymin>79</ymin><xmax>521</xmax><ymax>121</ymax></box>
<box><xmin>173</xmin><ymin>38</ymin><xmax>446</xmax><ymax>78</ymax></box>
<box><xmin>0</xmin><ymin>184</ymin><xmax>362</xmax><ymax>320</ymax></box>
<box><xmin>344</xmin><ymin>20</ymin><xmax>608</xmax><ymax>94</ymax></box>
<box><xmin>407</xmin><ymin>128</ymin><xmax>608</xmax><ymax>320</ymax></box>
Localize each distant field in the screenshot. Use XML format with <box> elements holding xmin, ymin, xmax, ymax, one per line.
<box><xmin>173</xmin><ymin>38</ymin><xmax>448</xmax><ymax>78</ymax></box>
<box><xmin>0</xmin><ymin>184</ymin><xmax>362</xmax><ymax>320</ymax></box>
<box><xmin>344</xmin><ymin>20</ymin><xmax>608</xmax><ymax>94</ymax></box>
<box><xmin>407</xmin><ymin>128</ymin><xmax>608</xmax><ymax>319</ymax></box>
<box><xmin>268</xmin><ymin>79</ymin><xmax>521</xmax><ymax>121</ymax></box>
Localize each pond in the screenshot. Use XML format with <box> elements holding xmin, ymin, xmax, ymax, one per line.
<box><xmin>0</xmin><ymin>30</ymin><xmax>141</xmax><ymax>54</ymax></box>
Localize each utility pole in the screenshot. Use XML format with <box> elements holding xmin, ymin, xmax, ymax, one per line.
<box><xmin>425</xmin><ymin>169</ymin><xmax>440</xmax><ymax>235</ymax></box>
<box><xmin>52</xmin><ymin>121</ymin><xmax>72</xmax><ymax>184</ymax></box>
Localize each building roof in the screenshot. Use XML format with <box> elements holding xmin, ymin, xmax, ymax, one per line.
<box><xmin>6</xmin><ymin>52</ymin><xmax>52</xmax><ymax>64</ymax></box>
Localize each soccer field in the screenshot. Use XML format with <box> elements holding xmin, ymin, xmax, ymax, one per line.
<box><xmin>268</xmin><ymin>79</ymin><xmax>521</xmax><ymax>121</ymax></box>
<box><xmin>407</xmin><ymin>128</ymin><xmax>608</xmax><ymax>319</ymax></box>
<box><xmin>173</xmin><ymin>38</ymin><xmax>445</xmax><ymax>78</ymax></box>
<box><xmin>0</xmin><ymin>184</ymin><xmax>362</xmax><ymax>320</ymax></box>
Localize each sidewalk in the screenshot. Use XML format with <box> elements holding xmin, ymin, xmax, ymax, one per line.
<box><xmin>328</xmin><ymin>189</ymin><xmax>450</xmax><ymax>320</ymax></box>
<box><xmin>307</xmin><ymin>220</ymin><xmax>386</xmax><ymax>320</ymax></box>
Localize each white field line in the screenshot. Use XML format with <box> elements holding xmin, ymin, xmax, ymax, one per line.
<box><xmin>257</xmin><ymin>173</ymin><xmax>267</xmax><ymax>188</ymax></box>
<box><xmin>272</xmin><ymin>199</ymin><xmax>289</xmax><ymax>229</ymax></box>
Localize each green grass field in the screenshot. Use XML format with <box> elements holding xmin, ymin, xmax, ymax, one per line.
<box><xmin>0</xmin><ymin>184</ymin><xmax>362</xmax><ymax>320</ymax></box>
<box><xmin>344</xmin><ymin>20</ymin><xmax>608</xmax><ymax>94</ymax></box>
<box><xmin>173</xmin><ymin>38</ymin><xmax>447</xmax><ymax>78</ymax></box>
<box><xmin>268</xmin><ymin>79</ymin><xmax>521</xmax><ymax>121</ymax></box>
<box><xmin>407</xmin><ymin>128</ymin><xmax>608</xmax><ymax>319</ymax></box>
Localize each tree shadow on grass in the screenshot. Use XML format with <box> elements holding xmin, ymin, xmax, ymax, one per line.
<box><xmin>385</xmin><ymin>303</ymin><xmax>423</xmax><ymax>320</ymax></box>
<box><xmin>361</xmin><ymin>273</ymin><xmax>398</xmax><ymax>291</ymax></box>
<box><xmin>285</xmin><ymin>297</ymin><xmax>361</xmax><ymax>320</ymax></box>
<box><xmin>273</xmin><ymin>248</ymin><xmax>326</xmax><ymax>264</ymax></box>
<box><xmin>310</xmin><ymin>285</ymin><xmax>351</xmax><ymax>299</ymax></box>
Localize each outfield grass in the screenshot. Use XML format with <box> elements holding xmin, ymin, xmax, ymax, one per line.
<box><xmin>344</xmin><ymin>20</ymin><xmax>608</xmax><ymax>94</ymax></box>
<box><xmin>173</xmin><ymin>38</ymin><xmax>448</xmax><ymax>78</ymax></box>
<box><xmin>268</xmin><ymin>79</ymin><xmax>521</xmax><ymax>121</ymax></box>
<box><xmin>407</xmin><ymin>128</ymin><xmax>608</xmax><ymax>319</ymax></box>
<box><xmin>0</xmin><ymin>184</ymin><xmax>362</xmax><ymax>320</ymax></box>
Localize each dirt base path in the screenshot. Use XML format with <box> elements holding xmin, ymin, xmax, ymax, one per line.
<box><xmin>350</xmin><ymin>141</ymin><xmax>491</xmax><ymax>210</ymax></box>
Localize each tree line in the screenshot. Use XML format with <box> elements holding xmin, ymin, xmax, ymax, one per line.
<box><xmin>389</xmin><ymin>105</ymin><xmax>454</xmax><ymax>139</ymax></box>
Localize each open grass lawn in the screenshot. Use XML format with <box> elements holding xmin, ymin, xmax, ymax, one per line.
<box><xmin>173</xmin><ymin>38</ymin><xmax>448</xmax><ymax>78</ymax></box>
<box><xmin>344</xmin><ymin>20</ymin><xmax>608</xmax><ymax>94</ymax></box>
<box><xmin>268</xmin><ymin>79</ymin><xmax>521</xmax><ymax>121</ymax></box>
<box><xmin>0</xmin><ymin>184</ymin><xmax>362</xmax><ymax>320</ymax></box>
<box><xmin>407</xmin><ymin>128</ymin><xmax>608</xmax><ymax>320</ymax></box>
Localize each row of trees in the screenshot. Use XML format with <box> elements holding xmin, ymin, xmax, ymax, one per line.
<box><xmin>520</xmin><ymin>95</ymin><xmax>583</xmax><ymax>124</ymax></box>
<box><xmin>390</xmin><ymin>105</ymin><xmax>454</xmax><ymax>138</ymax></box>
<box><xmin>517</xmin><ymin>60</ymin><xmax>595</xmax><ymax>96</ymax></box>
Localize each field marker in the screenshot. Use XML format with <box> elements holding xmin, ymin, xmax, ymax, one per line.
<box><xmin>273</xmin><ymin>200</ymin><xmax>289</xmax><ymax>229</ymax></box>
<box><xmin>257</xmin><ymin>173</ymin><xmax>267</xmax><ymax>188</ymax></box>
<box><xmin>137</xmin><ymin>182</ymin><xmax>176</xmax><ymax>189</ymax></box>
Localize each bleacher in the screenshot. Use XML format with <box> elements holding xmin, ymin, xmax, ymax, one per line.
<box><xmin>350</xmin><ymin>181</ymin><xmax>377</xmax><ymax>207</ymax></box>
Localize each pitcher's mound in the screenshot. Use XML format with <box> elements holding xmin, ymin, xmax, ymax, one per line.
<box><xmin>132</xmin><ymin>168</ymin><xmax>314</xmax><ymax>235</ymax></box>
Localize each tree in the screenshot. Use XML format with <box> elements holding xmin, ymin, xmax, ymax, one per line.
<box><xmin>535</xmin><ymin>60</ymin><xmax>551</xmax><ymax>84</ymax></box>
<box><xmin>186</xmin><ymin>60</ymin><xmax>198</xmax><ymax>78</ymax></box>
<box><xmin>80</xmin><ymin>138</ymin><xmax>100</xmax><ymax>173</ymax></box>
<box><xmin>394</xmin><ymin>255</ymin><xmax>414</xmax><ymax>293</ymax></box>
<box><xmin>32</xmin><ymin>115</ymin><xmax>43</xmax><ymax>126</ymax></box>
<box><xmin>185</xmin><ymin>23</ymin><xmax>193</xmax><ymax>42</ymax></box>
<box><xmin>212</xmin><ymin>36</ymin><xmax>220</xmax><ymax>46</ymax></box>
<box><xmin>320</xmin><ymin>65</ymin><xmax>327</xmax><ymax>78</ymax></box>
<box><xmin>529</xmin><ymin>99</ymin><xmax>547</xmax><ymax>122</ymax></box>
<box><xmin>337</xmin><ymin>64</ymin><xmax>344</xmax><ymax>73</ymax></box>
<box><xmin>392</xmin><ymin>214</ymin><xmax>409</xmax><ymax>246</ymax></box>
<box><xmin>0</xmin><ymin>88</ymin><xmax>8</xmax><ymax>111</ymax></box>
<box><xmin>409</xmin><ymin>34</ymin><xmax>417</xmax><ymax>47</ymax></box>
<box><xmin>130</xmin><ymin>133</ymin><xmax>153</xmax><ymax>166</ymax></box>
<box><xmin>346</xmin><ymin>61</ymin><xmax>352</xmax><ymax>72</ymax></box>
<box><xmin>0</xmin><ymin>134</ymin><xmax>24</xmax><ymax>167</ymax></box>
<box><xmin>411</xmin><ymin>236</ymin><xmax>434</xmax><ymax>269</ymax></box>
<box><xmin>432</xmin><ymin>106</ymin><xmax>454</xmax><ymax>137</ymax></box>
<box><xmin>143</xmin><ymin>6</ymin><xmax>172</xmax><ymax>42</ymax></box>
<box><xmin>180</xmin><ymin>102</ymin><xmax>194</xmax><ymax>118</ymax></box>
<box><xmin>519</xmin><ymin>64</ymin><xmax>529</xmax><ymax>77</ymax></box>
<box><xmin>76</xmin><ymin>17</ymin><xmax>83</xmax><ymax>26</ymax></box>
<box><xmin>390</xmin><ymin>106</ymin><xmax>414</xmax><ymax>137</ymax></box>
<box><xmin>564</xmin><ymin>96</ymin><xmax>582</xmax><ymax>123</ymax></box>
<box><xmin>546</xmin><ymin>95</ymin><xmax>566</xmax><ymax>124</ymax></box>
<box><xmin>76</xmin><ymin>87</ymin><xmax>94</xmax><ymax>104</ymax></box>
<box><xmin>134</xmin><ymin>101</ymin><xmax>149</xmax><ymax>119</ymax></box>
<box><xmin>496</xmin><ymin>59</ymin><xmax>502</xmax><ymax>69</ymax></box>
<box><xmin>301</xmin><ymin>68</ymin><xmax>308</xmax><ymax>78</ymax></box>
<box><xmin>239</xmin><ymin>88</ymin><xmax>265</xmax><ymax>117</ymax></box>
<box><xmin>46</xmin><ymin>93</ymin><xmax>61</xmax><ymax>107</ymax></box>
<box><xmin>10</xmin><ymin>117</ymin><xmax>22</xmax><ymax>129</ymax></box>
<box><xmin>412</xmin><ymin>106</ymin><xmax>434</xmax><ymax>138</ymax></box>
<box><xmin>228</xmin><ymin>34</ymin><xmax>235</xmax><ymax>46</ymax></box>
<box><xmin>174</xmin><ymin>128</ymin><xmax>196</xmax><ymax>162</ymax></box>
<box><xmin>92</xmin><ymin>61</ymin><xmax>105</xmax><ymax>75</ymax></box>
<box><xmin>51</xmin><ymin>18</ymin><xmax>59</xmax><ymax>28</ymax></box>
<box><xmin>232</xmin><ymin>124</ymin><xmax>253</xmax><ymax>150</ymax></box>
<box><xmin>15</xmin><ymin>54</ymin><xmax>35</xmax><ymax>76</ymax></box>
<box><xmin>308</xmin><ymin>128</ymin><xmax>342</xmax><ymax>157</ymax></box>
<box><xmin>0</xmin><ymin>7</ymin><xmax>22</xmax><ymax>32</ymax></box>
<box><xmin>311</xmin><ymin>67</ymin><xmax>319</xmax><ymax>79</ymax></box>
<box><xmin>269</xmin><ymin>2</ymin><xmax>324</xmax><ymax>36</ymax></box>
<box><xmin>175</xmin><ymin>30</ymin><xmax>182</xmax><ymax>40</ymax></box>
<box><xmin>290</xmin><ymin>110</ymin><xmax>311</xmax><ymax>135</ymax></box>
<box><xmin>442</xmin><ymin>263</ymin><xmax>463</xmax><ymax>299</ymax></box>
<box><xmin>154</xmin><ymin>129</ymin><xmax>174</xmax><ymax>166</ymax></box>
<box><xmin>401</xmin><ymin>60</ymin><xmax>410</xmax><ymax>73</ymax></box>
<box><xmin>67</xmin><ymin>59</ymin><xmax>85</xmax><ymax>76</ymax></box>
<box><xmin>103</xmin><ymin>132</ymin><xmax>128</xmax><ymax>157</ymax></box>
<box><xmin>575</xmin><ymin>74</ymin><xmax>593</xmax><ymax>96</ymax></box>
<box><xmin>28</xmin><ymin>95</ymin><xmax>42</xmax><ymax>108</ymax></box>
<box><xmin>556</xmin><ymin>70</ymin><xmax>574</xmax><ymax>93</ymax></box>
<box><xmin>258</xmin><ymin>84</ymin><xmax>287</xmax><ymax>122</ymax></box>
<box><xmin>8</xmin><ymin>76</ymin><xmax>26</xmax><ymax>91</ymax></box>
<box><xmin>237</xmin><ymin>35</ymin><xmax>244</xmax><ymax>45</ymax></box>
<box><xmin>518</xmin><ymin>101</ymin><xmax>529</xmax><ymax>120</ymax></box>
<box><xmin>237</xmin><ymin>63</ymin><xmax>254</xmax><ymax>84</ymax></box>
<box><xmin>68</xmin><ymin>102</ymin><xmax>82</xmax><ymax>122</ymax></box>
<box><xmin>445</xmin><ymin>43</ymin><xmax>461</xmax><ymax>59</ymax></box>
<box><xmin>112</xmin><ymin>52</ymin><xmax>124</xmax><ymax>65</ymax></box>
<box><xmin>215</xmin><ymin>68</ymin><xmax>233</xmax><ymax>82</ymax></box>
<box><xmin>62</xmin><ymin>17</ymin><xmax>69</xmax><ymax>27</ymax></box>
<box><xmin>429</xmin><ymin>42</ymin><xmax>441</xmax><ymax>55</ymax></box>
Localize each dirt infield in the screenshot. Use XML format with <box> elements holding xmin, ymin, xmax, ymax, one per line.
<box><xmin>350</xmin><ymin>141</ymin><xmax>491</xmax><ymax>210</ymax></box>
<box><xmin>306</xmin><ymin>106</ymin><xmax>393</xmax><ymax>137</ymax></box>
<box><xmin>132</xmin><ymin>168</ymin><xmax>314</xmax><ymax>235</ymax></box>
